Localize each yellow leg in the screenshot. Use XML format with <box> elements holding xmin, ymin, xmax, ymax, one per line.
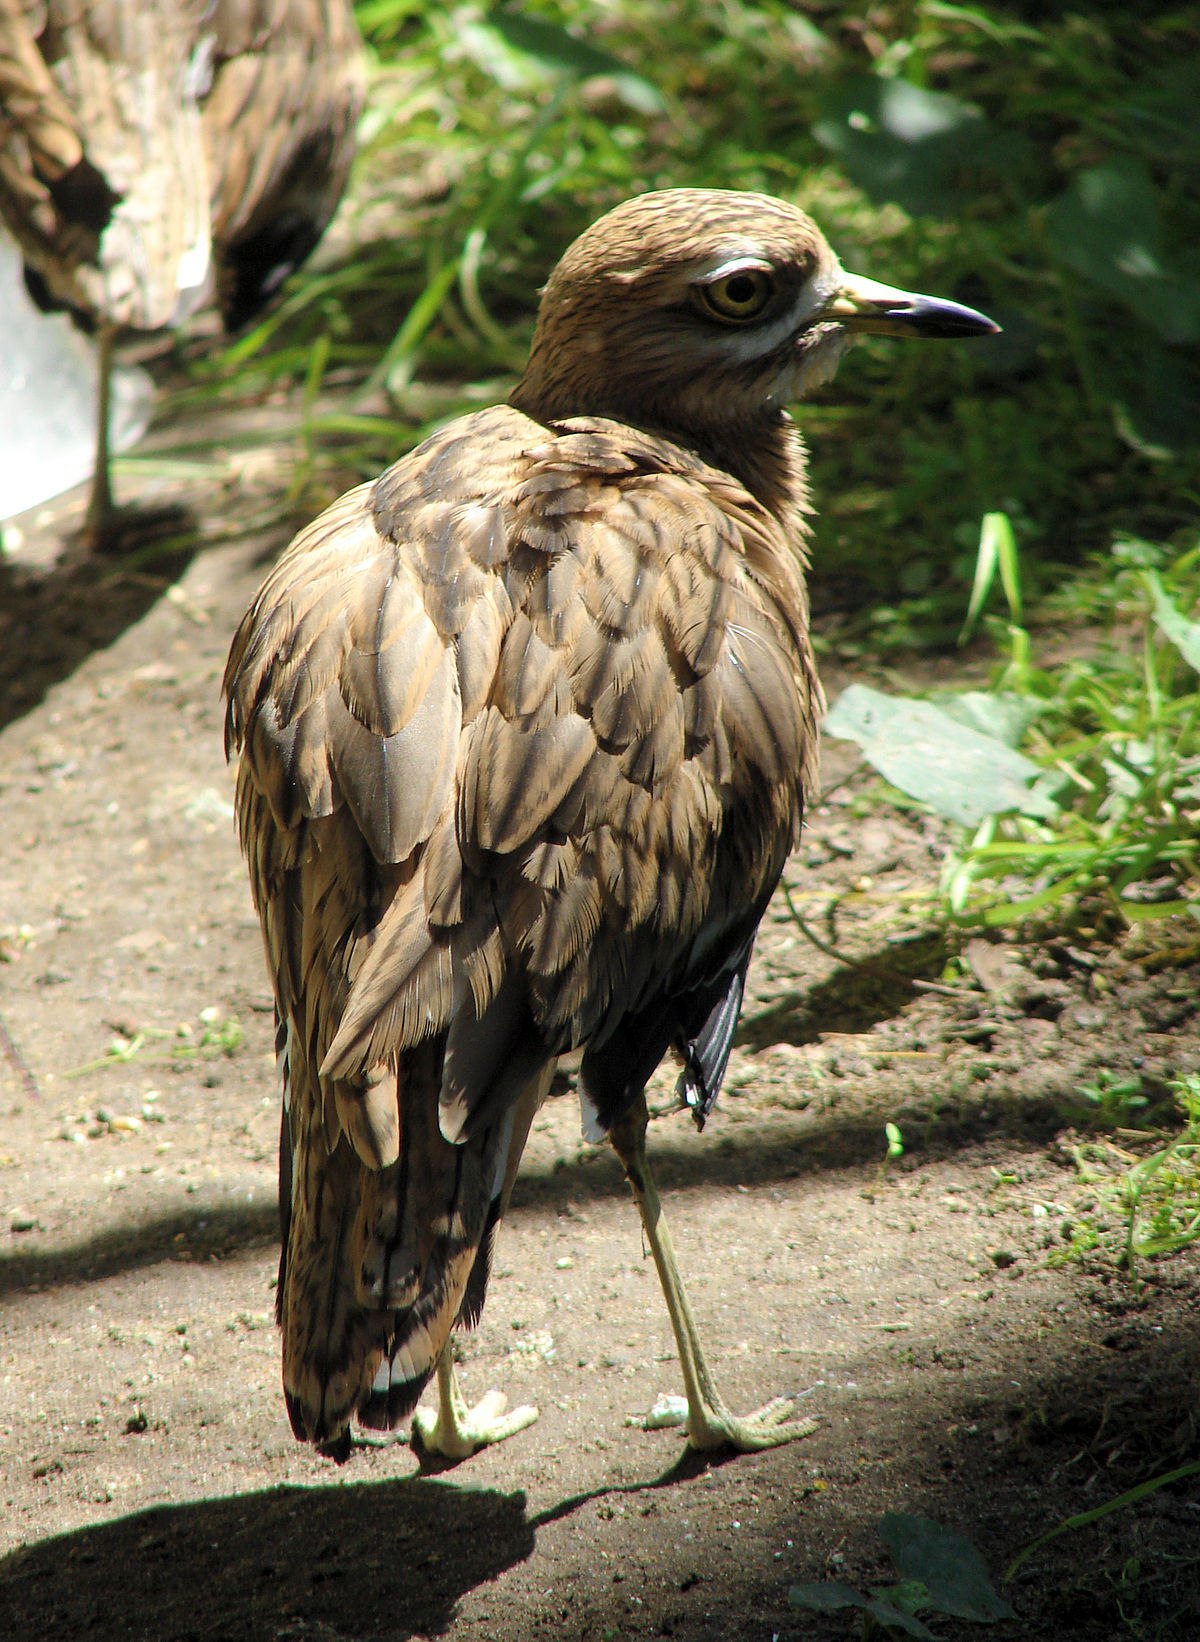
<box><xmin>609</xmin><ymin>1094</ymin><xmax>817</xmax><ymax>1453</ymax></box>
<box><xmin>411</xmin><ymin>1346</ymin><xmax>539</xmax><ymax>1460</ymax></box>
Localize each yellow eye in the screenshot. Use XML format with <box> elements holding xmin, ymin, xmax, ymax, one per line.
<box><xmin>695</xmin><ymin>267</ymin><xmax>775</xmax><ymax>323</ymax></box>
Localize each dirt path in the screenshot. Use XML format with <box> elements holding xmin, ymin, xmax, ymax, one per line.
<box><xmin>1</xmin><ymin>466</ymin><xmax>1198</xmax><ymax>1641</ymax></box>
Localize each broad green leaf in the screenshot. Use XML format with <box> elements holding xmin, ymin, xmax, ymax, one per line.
<box><xmin>880</xmin><ymin>1514</ymin><xmax>1017</xmax><ymax>1623</ymax></box>
<box><xmin>864</xmin><ymin>1592</ymin><xmax>938</xmax><ymax>1639</ymax></box>
<box><xmin>462</xmin><ymin>12</ymin><xmax>664</xmax><ymax>112</ymax></box>
<box><xmin>1146</xmin><ymin>572</ymin><xmax>1200</xmax><ymax>672</ymax></box>
<box><xmin>788</xmin><ymin>1580</ymin><xmax>872</xmax><ymax>1614</ymax></box>
<box><xmin>823</xmin><ymin>684</ymin><xmax>1059</xmax><ymax>826</ymax></box>
<box><xmin>1046</xmin><ymin>159</ymin><xmax>1200</xmax><ymax>344</ymax></box>
<box><xmin>789</xmin><ymin>1580</ymin><xmax>937</xmax><ymax>1635</ymax></box>
<box><xmin>813</xmin><ymin>76</ymin><xmax>1029</xmax><ymax>217</ymax></box>
<box><xmin>935</xmin><ymin>691</ymin><xmax>1043</xmax><ymax>749</ymax></box>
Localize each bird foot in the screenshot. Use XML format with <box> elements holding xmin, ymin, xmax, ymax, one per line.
<box><xmin>631</xmin><ymin>1390</ymin><xmax>817</xmax><ymax>1453</ymax></box>
<box><xmin>687</xmin><ymin>1393</ymin><xmax>818</xmax><ymax>1453</ymax></box>
<box><xmin>412</xmin><ymin>1385</ymin><xmax>539</xmax><ymax>1460</ymax></box>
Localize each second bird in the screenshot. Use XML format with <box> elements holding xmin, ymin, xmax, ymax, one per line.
<box><xmin>224</xmin><ymin>187</ymin><xmax>998</xmax><ymax>1463</ymax></box>
<box><xmin>0</xmin><ymin>0</ymin><xmax>365</xmax><ymax>545</ymax></box>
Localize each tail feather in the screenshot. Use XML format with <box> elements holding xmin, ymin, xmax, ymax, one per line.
<box><xmin>279</xmin><ymin>1038</ymin><xmax>545</xmax><ymax>1447</ymax></box>
<box><xmin>279</xmin><ymin>1129</ymin><xmax>390</xmax><ymax>1443</ymax></box>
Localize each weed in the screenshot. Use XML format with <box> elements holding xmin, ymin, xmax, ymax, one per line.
<box><xmin>1077</xmin><ymin>1071</ymin><xmax>1149</xmax><ymax>1128</ymax></box>
<box><xmin>1050</xmin><ymin>1074</ymin><xmax>1200</xmax><ymax>1285</ymax></box>
<box><xmin>828</xmin><ymin>517</ymin><xmax>1200</xmax><ymax>930</ymax></box>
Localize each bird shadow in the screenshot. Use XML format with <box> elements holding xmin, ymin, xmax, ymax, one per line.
<box><xmin>0</xmin><ymin>1474</ymin><xmax>536</xmax><ymax>1642</ymax></box>
<box><xmin>0</xmin><ymin>1429</ymin><xmax>761</xmax><ymax>1642</ymax></box>
<box><xmin>0</xmin><ymin>510</ymin><xmax>198</xmax><ymax>731</ymax></box>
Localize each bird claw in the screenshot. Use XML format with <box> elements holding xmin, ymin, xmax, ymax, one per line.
<box><xmin>627</xmin><ymin>1386</ymin><xmax>818</xmax><ymax>1451</ymax></box>
<box><xmin>686</xmin><ymin>1394</ymin><xmax>818</xmax><ymax>1454</ymax></box>
<box><xmin>412</xmin><ymin>1385</ymin><xmax>539</xmax><ymax>1460</ymax></box>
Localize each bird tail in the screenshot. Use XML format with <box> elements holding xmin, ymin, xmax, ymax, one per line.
<box><xmin>277</xmin><ymin>1037</ymin><xmax>535</xmax><ymax>1453</ymax></box>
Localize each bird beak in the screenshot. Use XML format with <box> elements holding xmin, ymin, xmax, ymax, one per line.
<box><xmin>822</xmin><ymin>269</ymin><xmax>1000</xmax><ymax>339</ymax></box>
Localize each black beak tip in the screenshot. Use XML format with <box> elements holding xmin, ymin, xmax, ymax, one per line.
<box><xmin>911</xmin><ymin>295</ymin><xmax>1001</xmax><ymax>339</ymax></box>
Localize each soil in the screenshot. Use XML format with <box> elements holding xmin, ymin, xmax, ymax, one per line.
<box><xmin>1</xmin><ymin>423</ymin><xmax>1198</xmax><ymax>1642</ymax></box>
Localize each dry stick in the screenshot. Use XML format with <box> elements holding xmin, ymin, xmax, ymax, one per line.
<box><xmin>0</xmin><ymin>1010</ymin><xmax>39</xmax><ymax>1099</ymax></box>
<box><xmin>780</xmin><ymin>879</ymin><xmax>930</xmax><ymax>983</ymax></box>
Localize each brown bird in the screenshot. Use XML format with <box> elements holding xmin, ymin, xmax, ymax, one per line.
<box><xmin>0</xmin><ymin>0</ymin><xmax>365</xmax><ymax>545</ymax></box>
<box><xmin>224</xmin><ymin>188</ymin><xmax>997</xmax><ymax>1461</ymax></box>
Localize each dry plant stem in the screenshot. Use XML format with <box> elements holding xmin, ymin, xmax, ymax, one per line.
<box><xmin>0</xmin><ymin>1011</ymin><xmax>39</xmax><ymax>1100</ymax></box>
<box><xmin>609</xmin><ymin>1093</ymin><xmax>818</xmax><ymax>1453</ymax></box>
<box><xmin>411</xmin><ymin>1346</ymin><xmax>539</xmax><ymax>1460</ymax></box>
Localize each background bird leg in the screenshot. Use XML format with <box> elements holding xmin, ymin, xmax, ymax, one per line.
<box><xmin>609</xmin><ymin>1093</ymin><xmax>818</xmax><ymax>1453</ymax></box>
<box><xmin>82</xmin><ymin>323</ymin><xmax>116</xmax><ymax>549</ymax></box>
<box><xmin>411</xmin><ymin>1343</ymin><xmax>539</xmax><ymax>1461</ymax></box>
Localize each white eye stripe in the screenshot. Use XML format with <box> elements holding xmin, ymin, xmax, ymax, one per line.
<box><xmin>708</xmin><ymin>293</ymin><xmax>811</xmax><ymax>360</ymax></box>
<box><xmin>700</xmin><ymin>255</ymin><xmax>775</xmax><ymax>283</ymax></box>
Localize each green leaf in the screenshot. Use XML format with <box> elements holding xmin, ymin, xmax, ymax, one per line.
<box><xmin>864</xmin><ymin>1592</ymin><xmax>938</xmax><ymax>1639</ymax></box>
<box><xmin>813</xmin><ymin>76</ymin><xmax>1029</xmax><ymax>217</ymax></box>
<box><xmin>788</xmin><ymin>1580</ymin><xmax>938</xmax><ymax>1634</ymax></box>
<box><xmin>961</xmin><ymin>511</ymin><xmax>1020</xmax><ymax>642</ymax></box>
<box><xmin>880</xmin><ymin>1514</ymin><xmax>1017</xmax><ymax>1622</ymax></box>
<box><xmin>788</xmin><ymin>1580</ymin><xmax>873</xmax><ymax>1614</ymax></box>
<box><xmin>463</xmin><ymin>11</ymin><xmax>664</xmax><ymax>112</ymax></box>
<box><xmin>935</xmin><ymin>691</ymin><xmax>1043</xmax><ymax>749</ymax></box>
<box><xmin>1145</xmin><ymin>572</ymin><xmax>1200</xmax><ymax>671</ymax></box>
<box><xmin>823</xmin><ymin>684</ymin><xmax>1058</xmax><ymax>826</ymax></box>
<box><xmin>1046</xmin><ymin>159</ymin><xmax>1200</xmax><ymax>345</ymax></box>
<box><xmin>1007</xmin><ymin>1462</ymin><xmax>1200</xmax><ymax>1581</ymax></box>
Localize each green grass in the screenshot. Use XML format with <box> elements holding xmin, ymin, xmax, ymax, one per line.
<box><xmin>941</xmin><ymin>529</ymin><xmax>1200</xmax><ymax>929</ymax></box>
<box><xmin>1051</xmin><ymin>1073</ymin><xmax>1200</xmax><ymax>1287</ymax></box>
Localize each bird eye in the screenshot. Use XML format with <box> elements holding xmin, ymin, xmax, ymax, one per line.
<box><xmin>694</xmin><ymin>267</ymin><xmax>775</xmax><ymax>324</ymax></box>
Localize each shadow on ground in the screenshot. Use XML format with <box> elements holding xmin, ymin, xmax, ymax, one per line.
<box><xmin>736</xmin><ymin>929</ymin><xmax>949</xmax><ymax>1052</ymax></box>
<box><xmin>3</xmin><ymin>1296</ymin><xmax>1197</xmax><ymax>1642</ymax></box>
<box><xmin>0</xmin><ymin>1070</ymin><xmax>1081</xmax><ymax>1304</ymax></box>
<box><xmin>0</xmin><ymin>1475</ymin><xmax>535</xmax><ymax>1641</ymax></box>
<box><xmin>0</xmin><ymin>524</ymin><xmax>197</xmax><ymax>729</ymax></box>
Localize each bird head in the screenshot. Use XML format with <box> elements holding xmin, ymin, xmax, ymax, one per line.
<box><xmin>511</xmin><ymin>188</ymin><xmax>997</xmax><ymax>452</ymax></box>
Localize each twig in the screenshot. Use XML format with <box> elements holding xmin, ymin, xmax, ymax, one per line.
<box><xmin>780</xmin><ymin>881</ymin><xmax>916</xmax><ymax>984</ymax></box>
<box><xmin>0</xmin><ymin>1010</ymin><xmax>39</xmax><ymax>1100</ymax></box>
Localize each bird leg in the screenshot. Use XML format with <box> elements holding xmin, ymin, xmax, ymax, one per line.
<box><xmin>82</xmin><ymin>325</ymin><xmax>117</xmax><ymax>550</ymax></box>
<box><xmin>411</xmin><ymin>1345</ymin><xmax>539</xmax><ymax>1460</ymax></box>
<box><xmin>609</xmin><ymin>1093</ymin><xmax>817</xmax><ymax>1453</ymax></box>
